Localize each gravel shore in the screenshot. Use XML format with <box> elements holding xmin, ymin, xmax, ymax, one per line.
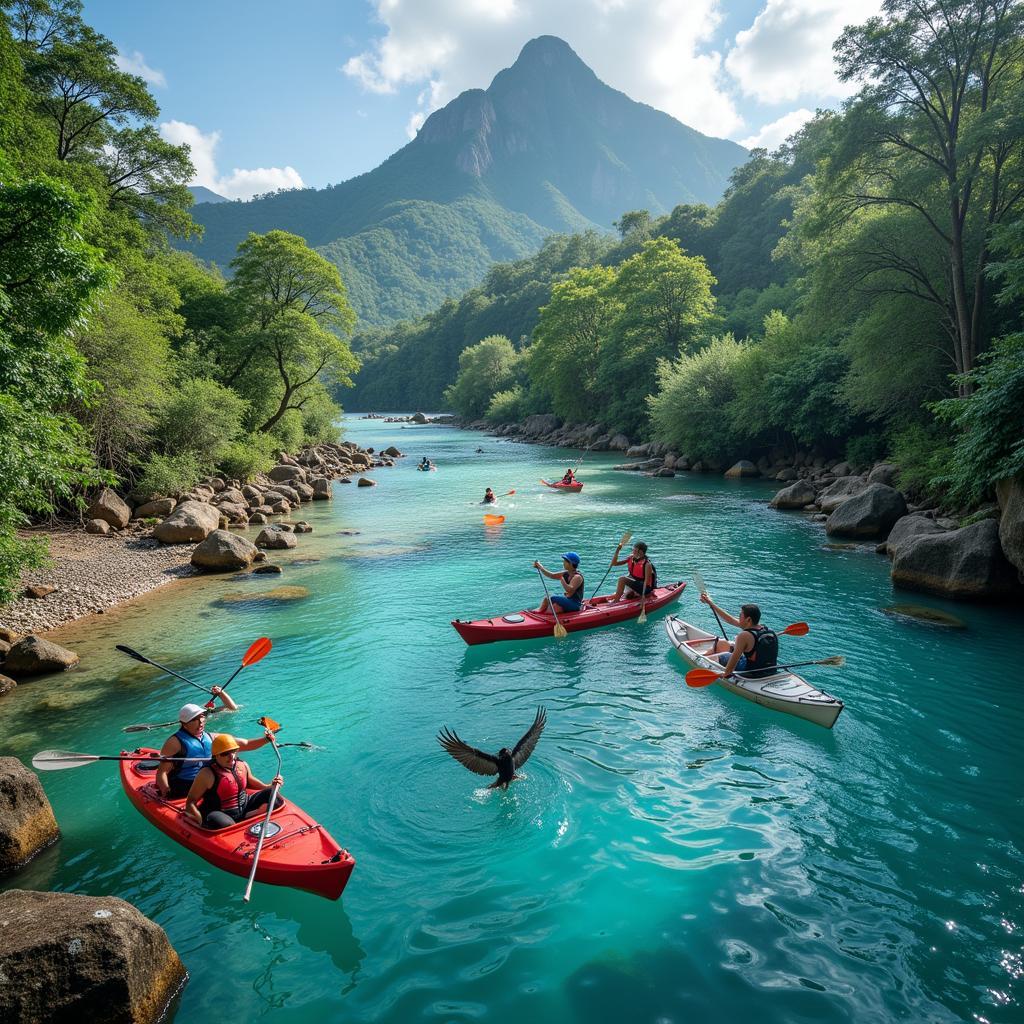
<box><xmin>0</xmin><ymin>529</ymin><xmax>198</xmax><ymax>635</ymax></box>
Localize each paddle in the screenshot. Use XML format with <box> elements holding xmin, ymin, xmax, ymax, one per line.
<box><xmin>32</xmin><ymin>750</ymin><xmax>210</xmax><ymax>771</ymax></box>
<box><xmin>535</xmin><ymin>567</ymin><xmax>568</xmax><ymax>639</ymax></box>
<box><xmin>115</xmin><ymin>645</ymin><xmax>211</xmax><ymax>697</ymax></box>
<box><xmin>244</xmin><ymin>716</ymin><xmax>284</xmax><ymax>903</ymax></box>
<box><xmin>589</xmin><ymin>531</ymin><xmax>632</xmax><ymax>600</ymax></box>
<box><xmin>120</xmin><ymin>637</ymin><xmax>273</xmax><ymax>733</ymax></box>
<box><xmin>638</xmin><ymin>591</ymin><xmax>648</xmax><ymax>625</ymax></box>
<box><xmin>684</xmin><ymin>656</ymin><xmax>845</xmax><ymax>688</ymax></box>
<box><xmin>692</xmin><ymin>570</ymin><xmax>728</xmax><ymax>641</ymax></box>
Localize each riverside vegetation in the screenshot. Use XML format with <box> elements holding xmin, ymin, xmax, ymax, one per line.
<box><xmin>0</xmin><ymin>1</ymin><xmax>360</xmax><ymax>606</ymax></box>
<box><xmin>353</xmin><ymin>1</ymin><xmax>1024</xmax><ymax>564</ymax></box>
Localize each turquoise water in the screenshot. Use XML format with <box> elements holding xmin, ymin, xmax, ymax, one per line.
<box><xmin>2</xmin><ymin>417</ymin><xmax>1022</xmax><ymax>1023</ymax></box>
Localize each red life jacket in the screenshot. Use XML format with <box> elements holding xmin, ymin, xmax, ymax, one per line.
<box><xmin>199</xmin><ymin>760</ymin><xmax>250</xmax><ymax>818</ymax></box>
<box><xmin>627</xmin><ymin>555</ymin><xmax>656</xmax><ymax>586</ymax></box>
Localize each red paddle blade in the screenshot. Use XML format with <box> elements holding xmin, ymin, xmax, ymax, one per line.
<box><xmin>258</xmin><ymin>715</ymin><xmax>281</xmax><ymax>732</ymax></box>
<box><xmin>242</xmin><ymin>637</ymin><xmax>272</xmax><ymax>666</ymax></box>
<box><xmin>781</xmin><ymin>622</ymin><xmax>809</xmax><ymax>637</ymax></box>
<box><xmin>685</xmin><ymin>669</ymin><xmax>720</xmax><ymax>688</ymax></box>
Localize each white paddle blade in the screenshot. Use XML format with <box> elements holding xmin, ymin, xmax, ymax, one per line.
<box><xmin>32</xmin><ymin>750</ymin><xmax>98</xmax><ymax>771</ymax></box>
<box><xmin>693</xmin><ymin>569</ymin><xmax>708</xmax><ymax>595</ymax></box>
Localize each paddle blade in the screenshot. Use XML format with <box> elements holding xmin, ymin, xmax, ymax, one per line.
<box><xmin>684</xmin><ymin>669</ymin><xmax>720</xmax><ymax>688</ymax></box>
<box><xmin>818</xmin><ymin>655</ymin><xmax>845</xmax><ymax>667</ymax></box>
<box><xmin>258</xmin><ymin>715</ymin><xmax>282</xmax><ymax>732</ymax></box>
<box><xmin>483</xmin><ymin>514</ymin><xmax>505</xmax><ymax>525</ymax></box>
<box><xmin>122</xmin><ymin>723</ymin><xmax>162</xmax><ymax>733</ymax></box>
<box><xmin>115</xmin><ymin>644</ymin><xmax>148</xmax><ymax>663</ymax></box>
<box><xmin>637</xmin><ymin>606</ymin><xmax>647</xmax><ymax>624</ymax></box>
<box><xmin>780</xmin><ymin>622</ymin><xmax>809</xmax><ymax>637</ymax></box>
<box><xmin>505</xmin><ymin>489</ymin><xmax>516</xmax><ymax>496</ymax></box>
<box><xmin>619</xmin><ymin>531</ymin><xmax>632</xmax><ymax>548</ymax></box>
<box><xmin>242</xmin><ymin>637</ymin><xmax>272</xmax><ymax>666</ymax></box>
<box><xmin>32</xmin><ymin>750</ymin><xmax>97</xmax><ymax>771</ymax></box>
<box><xmin>692</xmin><ymin>569</ymin><xmax>708</xmax><ymax>595</ymax></box>
<box><xmin>554</xmin><ymin>623</ymin><xmax>568</xmax><ymax>640</ymax></box>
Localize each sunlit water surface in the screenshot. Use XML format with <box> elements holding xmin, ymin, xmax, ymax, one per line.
<box><xmin>2</xmin><ymin>417</ymin><xmax>1022</xmax><ymax>1023</ymax></box>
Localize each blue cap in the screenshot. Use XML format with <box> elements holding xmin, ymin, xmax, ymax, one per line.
<box><xmin>562</xmin><ymin>551</ymin><xmax>580</xmax><ymax>567</ymax></box>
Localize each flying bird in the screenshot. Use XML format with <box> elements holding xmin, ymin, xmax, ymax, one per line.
<box><xmin>438</xmin><ymin>707</ymin><xmax>547</xmax><ymax>789</ymax></box>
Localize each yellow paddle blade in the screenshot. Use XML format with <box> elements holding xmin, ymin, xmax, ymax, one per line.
<box><xmin>637</xmin><ymin>608</ymin><xmax>647</xmax><ymax>624</ymax></box>
<box><xmin>483</xmin><ymin>513</ymin><xmax>505</xmax><ymax>525</ymax></box>
<box><xmin>554</xmin><ymin>623</ymin><xmax>568</xmax><ymax>639</ymax></box>
<box><xmin>619</xmin><ymin>531</ymin><xmax>632</xmax><ymax>548</ymax></box>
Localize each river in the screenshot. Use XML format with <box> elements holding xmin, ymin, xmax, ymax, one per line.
<box><xmin>2</xmin><ymin>416</ymin><xmax>1022</xmax><ymax>1023</ymax></box>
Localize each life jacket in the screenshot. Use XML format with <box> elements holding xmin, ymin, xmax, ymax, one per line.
<box><xmin>742</xmin><ymin>625</ymin><xmax>779</xmax><ymax>679</ymax></box>
<box><xmin>170</xmin><ymin>728</ymin><xmax>212</xmax><ymax>784</ymax></box>
<box><xmin>562</xmin><ymin>570</ymin><xmax>584</xmax><ymax>601</ymax></box>
<box><xmin>199</xmin><ymin>760</ymin><xmax>250</xmax><ymax>818</ymax></box>
<box><xmin>627</xmin><ymin>555</ymin><xmax>657</xmax><ymax>588</ymax></box>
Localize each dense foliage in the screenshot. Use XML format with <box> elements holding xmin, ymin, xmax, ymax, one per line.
<box><xmin>378</xmin><ymin>1</ymin><xmax>1024</xmax><ymax>514</ymax></box>
<box><xmin>0</xmin><ymin>2</ymin><xmax>357</xmax><ymax>602</ymax></box>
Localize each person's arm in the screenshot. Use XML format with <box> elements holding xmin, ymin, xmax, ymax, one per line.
<box><xmin>245</xmin><ymin>766</ymin><xmax>283</xmax><ymax>791</ymax></box>
<box><xmin>644</xmin><ymin>562</ymin><xmax>654</xmax><ymax>588</ymax></box>
<box><xmin>533</xmin><ymin>561</ymin><xmax>560</xmax><ymax>579</ymax></box>
<box><xmin>155</xmin><ymin>736</ymin><xmax>180</xmax><ymax>797</ymax></box>
<box><xmin>236</xmin><ymin>733</ymin><xmax>270</xmax><ymax>753</ymax></box>
<box><xmin>184</xmin><ymin>769</ymin><xmax>211</xmax><ymax>825</ymax></box>
<box><xmin>209</xmin><ymin>685</ymin><xmax>237</xmax><ymax>712</ymax></box>
<box><xmin>610</xmin><ymin>546</ymin><xmax>628</xmax><ymax>567</ymax></box>
<box><xmin>700</xmin><ymin>593</ymin><xmax>741</xmax><ymax>627</ymax></box>
<box><xmin>561</xmin><ymin>572</ymin><xmax>582</xmax><ymax>596</ymax></box>
<box><xmin>721</xmin><ymin>632</ymin><xmax>753</xmax><ymax>677</ymax></box>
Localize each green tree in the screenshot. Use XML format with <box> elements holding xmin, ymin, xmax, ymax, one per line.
<box><xmin>443</xmin><ymin>334</ymin><xmax>521</xmax><ymax>419</ymax></box>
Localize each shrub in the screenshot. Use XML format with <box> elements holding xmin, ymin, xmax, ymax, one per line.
<box><xmin>891</xmin><ymin>424</ymin><xmax>953</xmax><ymax>503</ymax></box>
<box><xmin>845</xmin><ymin>433</ymin><xmax>888</xmax><ymax>469</ymax></box>
<box><xmin>486</xmin><ymin>386</ymin><xmax>526</xmax><ymax>424</ymax></box>
<box><xmin>218</xmin><ymin>432</ymin><xmax>277</xmax><ymax>481</ymax></box>
<box><xmin>268</xmin><ymin>409</ymin><xmax>304</xmax><ymax>453</ymax></box>
<box><xmin>300</xmin><ymin>387</ymin><xmax>342</xmax><ymax>444</ymax></box>
<box><xmin>135</xmin><ymin>452</ymin><xmax>202</xmax><ymax>500</ymax></box>
<box><xmin>0</xmin><ymin>528</ymin><xmax>49</xmax><ymax>606</ymax></box>
<box><xmin>154</xmin><ymin>378</ymin><xmax>247</xmax><ymax>468</ymax></box>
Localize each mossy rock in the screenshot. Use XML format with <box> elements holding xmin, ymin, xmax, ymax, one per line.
<box><xmin>882</xmin><ymin>604</ymin><xmax>967</xmax><ymax>628</ymax></box>
<box><xmin>220</xmin><ymin>586</ymin><xmax>311</xmax><ymax>606</ymax></box>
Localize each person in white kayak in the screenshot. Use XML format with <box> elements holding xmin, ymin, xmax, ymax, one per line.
<box><xmin>699</xmin><ymin>594</ymin><xmax>779</xmax><ymax>679</ymax></box>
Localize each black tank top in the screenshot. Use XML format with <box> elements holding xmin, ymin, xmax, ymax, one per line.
<box><xmin>743</xmin><ymin>625</ymin><xmax>778</xmax><ymax>678</ymax></box>
<box><xmin>562</xmin><ymin>570</ymin><xmax>584</xmax><ymax>601</ymax></box>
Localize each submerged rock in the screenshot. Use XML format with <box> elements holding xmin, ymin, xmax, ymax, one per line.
<box><xmin>0</xmin><ymin>758</ymin><xmax>59</xmax><ymax>877</ymax></box>
<box><xmin>222</xmin><ymin>585</ymin><xmax>310</xmax><ymax>605</ymax></box>
<box><xmin>0</xmin><ymin>890</ymin><xmax>187</xmax><ymax>1024</ymax></box>
<box><xmin>882</xmin><ymin>604</ymin><xmax>967</xmax><ymax>628</ymax></box>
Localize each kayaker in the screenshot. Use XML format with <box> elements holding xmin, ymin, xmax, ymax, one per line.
<box><xmin>534</xmin><ymin>553</ymin><xmax>584</xmax><ymax>614</ymax></box>
<box><xmin>561</xmin><ymin>468</ymin><xmax>575</xmax><ymax>484</ymax></box>
<box><xmin>609</xmin><ymin>540</ymin><xmax>657</xmax><ymax>601</ymax></box>
<box><xmin>184</xmin><ymin>733</ymin><xmax>283</xmax><ymax>830</ymax></box>
<box><xmin>156</xmin><ymin>702</ymin><xmax>271</xmax><ymax>799</ymax></box>
<box><xmin>483</xmin><ymin>488</ymin><xmax>496</xmax><ymax>504</ymax></box>
<box><xmin>699</xmin><ymin>595</ymin><xmax>779</xmax><ymax>679</ymax></box>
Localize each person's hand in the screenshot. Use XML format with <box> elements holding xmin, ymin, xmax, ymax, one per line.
<box><xmin>533</xmin><ymin>560</ymin><xmax>541</xmax><ymax>569</ymax></box>
<box><xmin>699</xmin><ymin>592</ymin><xmax>710</xmax><ymax>605</ymax></box>
<box><xmin>263</xmin><ymin>728</ymin><xmax>275</xmax><ymax>742</ymax></box>
<box><xmin>210</xmin><ymin>685</ymin><xmax>224</xmax><ymax>697</ymax></box>
<box><xmin>157</xmin><ymin>781</ymin><xmax>169</xmax><ymax>797</ymax></box>
<box><xmin>272</xmin><ymin>775</ymin><xmax>284</xmax><ymax>787</ymax></box>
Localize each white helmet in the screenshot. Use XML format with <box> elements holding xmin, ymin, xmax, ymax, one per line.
<box><xmin>178</xmin><ymin>703</ymin><xmax>206</xmax><ymax>723</ymax></box>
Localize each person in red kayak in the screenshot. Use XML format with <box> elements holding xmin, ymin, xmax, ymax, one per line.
<box><xmin>156</xmin><ymin>701</ymin><xmax>271</xmax><ymax>799</ymax></box>
<box><xmin>608</xmin><ymin>540</ymin><xmax>657</xmax><ymax>602</ymax></box>
<box><xmin>534</xmin><ymin>552</ymin><xmax>584</xmax><ymax>613</ymax></box>
<box><xmin>699</xmin><ymin>594</ymin><xmax>779</xmax><ymax>679</ymax></box>
<box><xmin>184</xmin><ymin>733</ymin><xmax>283</xmax><ymax>829</ymax></box>
<box><xmin>561</xmin><ymin>468</ymin><xmax>575</xmax><ymax>484</ymax></box>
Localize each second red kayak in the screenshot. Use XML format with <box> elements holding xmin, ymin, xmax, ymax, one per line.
<box><xmin>540</xmin><ymin>478</ymin><xmax>583</xmax><ymax>492</ymax></box>
<box><xmin>452</xmin><ymin>582</ymin><xmax>685</xmax><ymax>644</ymax></box>
<box><xmin>120</xmin><ymin>750</ymin><xmax>355</xmax><ymax>900</ymax></box>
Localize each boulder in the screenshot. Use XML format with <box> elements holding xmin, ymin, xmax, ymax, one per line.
<box><xmin>996</xmin><ymin>472</ymin><xmax>1024</xmax><ymax>582</ymax></box>
<box><xmin>724</xmin><ymin>460</ymin><xmax>758</xmax><ymax>479</ymax></box>
<box><xmin>674</xmin><ymin>456</ymin><xmax>692</xmax><ymax>471</ymax></box>
<box><xmin>831</xmin><ymin>461</ymin><xmax>853</xmax><ymax>477</ymax></box>
<box><xmin>891</xmin><ymin>519</ymin><xmax>1021</xmax><ymax>600</ymax></box>
<box><xmin>268</xmin><ymin>464</ymin><xmax>306</xmax><ymax>484</ymax></box>
<box><xmin>252</xmin><ymin>564</ymin><xmax>283</xmax><ymax>574</ymax></box>
<box><xmin>269</xmin><ymin>500</ymin><xmax>291</xmax><ymax>514</ymax></box>
<box><xmin>0</xmin><ymin>675</ymin><xmax>15</xmax><ymax>697</ymax></box>
<box><xmin>24</xmin><ymin>584</ymin><xmax>55</xmax><ymax>599</ymax></box>
<box><xmin>521</xmin><ymin>413</ymin><xmax>560</xmax><ymax>436</ymax></box>
<box><xmin>818</xmin><ymin>476</ymin><xmax>869</xmax><ymax>514</ymax></box>
<box><xmin>770</xmin><ymin>481</ymin><xmax>817</xmax><ymax>509</ymax></box>
<box><xmin>625</xmin><ymin>443</ymin><xmax>651</xmax><ymax>458</ymax></box>
<box><xmin>209</xmin><ymin>477</ymin><xmax>226</xmax><ymax>491</ymax></box>
<box><xmin>133</xmin><ymin>498</ymin><xmax>176</xmax><ymax>519</ymax></box>
<box><xmin>85</xmin><ymin>518</ymin><xmax>110</xmax><ymax>535</ymax></box>
<box><xmin>190</xmin><ymin>530</ymin><xmax>259</xmax><ymax>571</ymax></box>
<box><xmin>272</xmin><ymin>484</ymin><xmax>301</xmax><ymax>504</ymax></box>
<box><xmin>312</xmin><ymin>478</ymin><xmax>333</xmax><ymax>500</ymax></box>
<box><xmin>293</xmin><ymin>522</ymin><xmax>312</xmax><ymax>534</ymax></box>
<box><xmin>255</xmin><ymin>528</ymin><xmax>297</xmax><ymax>550</ymax></box>
<box><xmin>216</xmin><ymin>487</ymin><xmax>247</xmax><ymax>506</ymax></box>
<box><xmin>826</xmin><ymin>484</ymin><xmax>908</xmax><ymax>539</ymax></box>
<box><xmin>0</xmin><ymin>758</ymin><xmax>59</xmax><ymax>876</ymax></box>
<box><xmin>0</xmin><ymin>626</ymin><xmax>18</xmax><ymax>643</ymax></box>
<box><xmin>775</xmin><ymin>468</ymin><xmax>797</xmax><ymax>481</ymax></box>
<box><xmin>85</xmin><ymin>487</ymin><xmax>131</xmax><ymax>530</ymax></box>
<box><xmin>608</xmin><ymin>434</ymin><xmax>631</xmax><ymax>451</ymax></box>
<box><xmin>152</xmin><ymin>500</ymin><xmax>220</xmax><ymax>544</ymax></box>
<box><xmin>357</xmin><ymin>477</ymin><xmax>377</xmax><ymax>487</ymax></box>
<box><xmin>411</xmin><ymin>411</ymin><xmax>428</xmax><ymax>424</ymax></box>
<box><xmin>4</xmin><ymin>636</ymin><xmax>79</xmax><ymax>678</ymax></box>
<box><xmin>868</xmin><ymin>463</ymin><xmax>899</xmax><ymax>488</ymax></box>
<box><xmin>0</xmin><ymin>889</ymin><xmax>187</xmax><ymax>1024</ymax></box>
<box><xmin>293</xmin><ymin>482</ymin><xmax>314</xmax><ymax>501</ymax></box>
<box><xmin>215</xmin><ymin>501</ymin><xmax>248</xmax><ymax>521</ymax></box>
<box><xmin>384</xmin><ymin>445</ymin><xmax>402</xmax><ymax>457</ymax></box>
<box><xmin>242</xmin><ymin>484</ymin><xmax>263</xmax><ymax>502</ymax></box>
<box><xmin>885</xmin><ymin>515</ymin><xmax>946</xmax><ymax>559</ymax></box>
<box><xmin>653</xmin><ymin>467</ymin><xmax>676</xmax><ymax>477</ymax></box>
<box><xmin>249</xmin><ymin>512</ymin><xmax>269</xmax><ymax>525</ymax></box>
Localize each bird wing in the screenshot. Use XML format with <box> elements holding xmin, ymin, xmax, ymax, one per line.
<box><xmin>437</xmin><ymin>727</ymin><xmax>499</xmax><ymax>776</ymax></box>
<box><xmin>511</xmin><ymin>706</ymin><xmax>546</xmax><ymax>770</ymax></box>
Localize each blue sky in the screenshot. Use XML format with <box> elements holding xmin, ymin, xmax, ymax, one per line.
<box><xmin>83</xmin><ymin>0</ymin><xmax>882</xmax><ymax>200</ymax></box>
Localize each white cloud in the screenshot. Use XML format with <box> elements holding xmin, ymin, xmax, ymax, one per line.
<box><xmin>159</xmin><ymin>120</ymin><xmax>304</xmax><ymax>201</ymax></box>
<box><xmin>115</xmin><ymin>50</ymin><xmax>167</xmax><ymax>88</ymax></box>
<box><xmin>343</xmin><ymin>0</ymin><xmax>744</xmax><ymax>139</ymax></box>
<box><xmin>739</xmin><ymin>107</ymin><xmax>814</xmax><ymax>150</ymax></box>
<box><xmin>725</xmin><ymin>0</ymin><xmax>882</xmax><ymax>104</ymax></box>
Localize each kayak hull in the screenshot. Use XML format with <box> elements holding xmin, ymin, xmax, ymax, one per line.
<box><xmin>453</xmin><ymin>582</ymin><xmax>685</xmax><ymax>645</ymax></box>
<box><xmin>120</xmin><ymin>750</ymin><xmax>355</xmax><ymax>900</ymax></box>
<box><xmin>665</xmin><ymin>616</ymin><xmax>844</xmax><ymax>729</ymax></box>
<box><xmin>540</xmin><ymin>478</ymin><xmax>583</xmax><ymax>492</ymax></box>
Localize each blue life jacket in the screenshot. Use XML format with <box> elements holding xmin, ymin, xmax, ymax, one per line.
<box><xmin>171</xmin><ymin>728</ymin><xmax>212</xmax><ymax>784</ymax></box>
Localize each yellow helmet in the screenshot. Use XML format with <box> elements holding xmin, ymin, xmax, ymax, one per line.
<box><xmin>211</xmin><ymin>734</ymin><xmax>241</xmax><ymax>756</ymax></box>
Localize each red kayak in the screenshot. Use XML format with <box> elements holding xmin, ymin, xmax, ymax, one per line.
<box><xmin>541</xmin><ymin>478</ymin><xmax>583</xmax><ymax>492</ymax></box>
<box><xmin>452</xmin><ymin>582</ymin><xmax>685</xmax><ymax>645</ymax></box>
<box><xmin>120</xmin><ymin>750</ymin><xmax>355</xmax><ymax>901</ymax></box>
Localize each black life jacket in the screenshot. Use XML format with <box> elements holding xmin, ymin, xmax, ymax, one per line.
<box><xmin>199</xmin><ymin>761</ymin><xmax>249</xmax><ymax>818</ymax></box>
<box><xmin>742</xmin><ymin>625</ymin><xmax>779</xmax><ymax>679</ymax></box>
<box><xmin>562</xmin><ymin>570</ymin><xmax>584</xmax><ymax>601</ymax></box>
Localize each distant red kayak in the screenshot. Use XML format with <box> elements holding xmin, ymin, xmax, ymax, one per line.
<box><xmin>541</xmin><ymin>478</ymin><xmax>583</xmax><ymax>492</ymax></box>
<box><xmin>452</xmin><ymin>582</ymin><xmax>685</xmax><ymax>645</ymax></box>
<box><xmin>120</xmin><ymin>749</ymin><xmax>355</xmax><ymax>901</ymax></box>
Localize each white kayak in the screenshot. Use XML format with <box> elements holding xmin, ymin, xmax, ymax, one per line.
<box><xmin>665</xmin><ymin>615</ymin><xmax>844</xmax><ymax>729</ymax></box>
